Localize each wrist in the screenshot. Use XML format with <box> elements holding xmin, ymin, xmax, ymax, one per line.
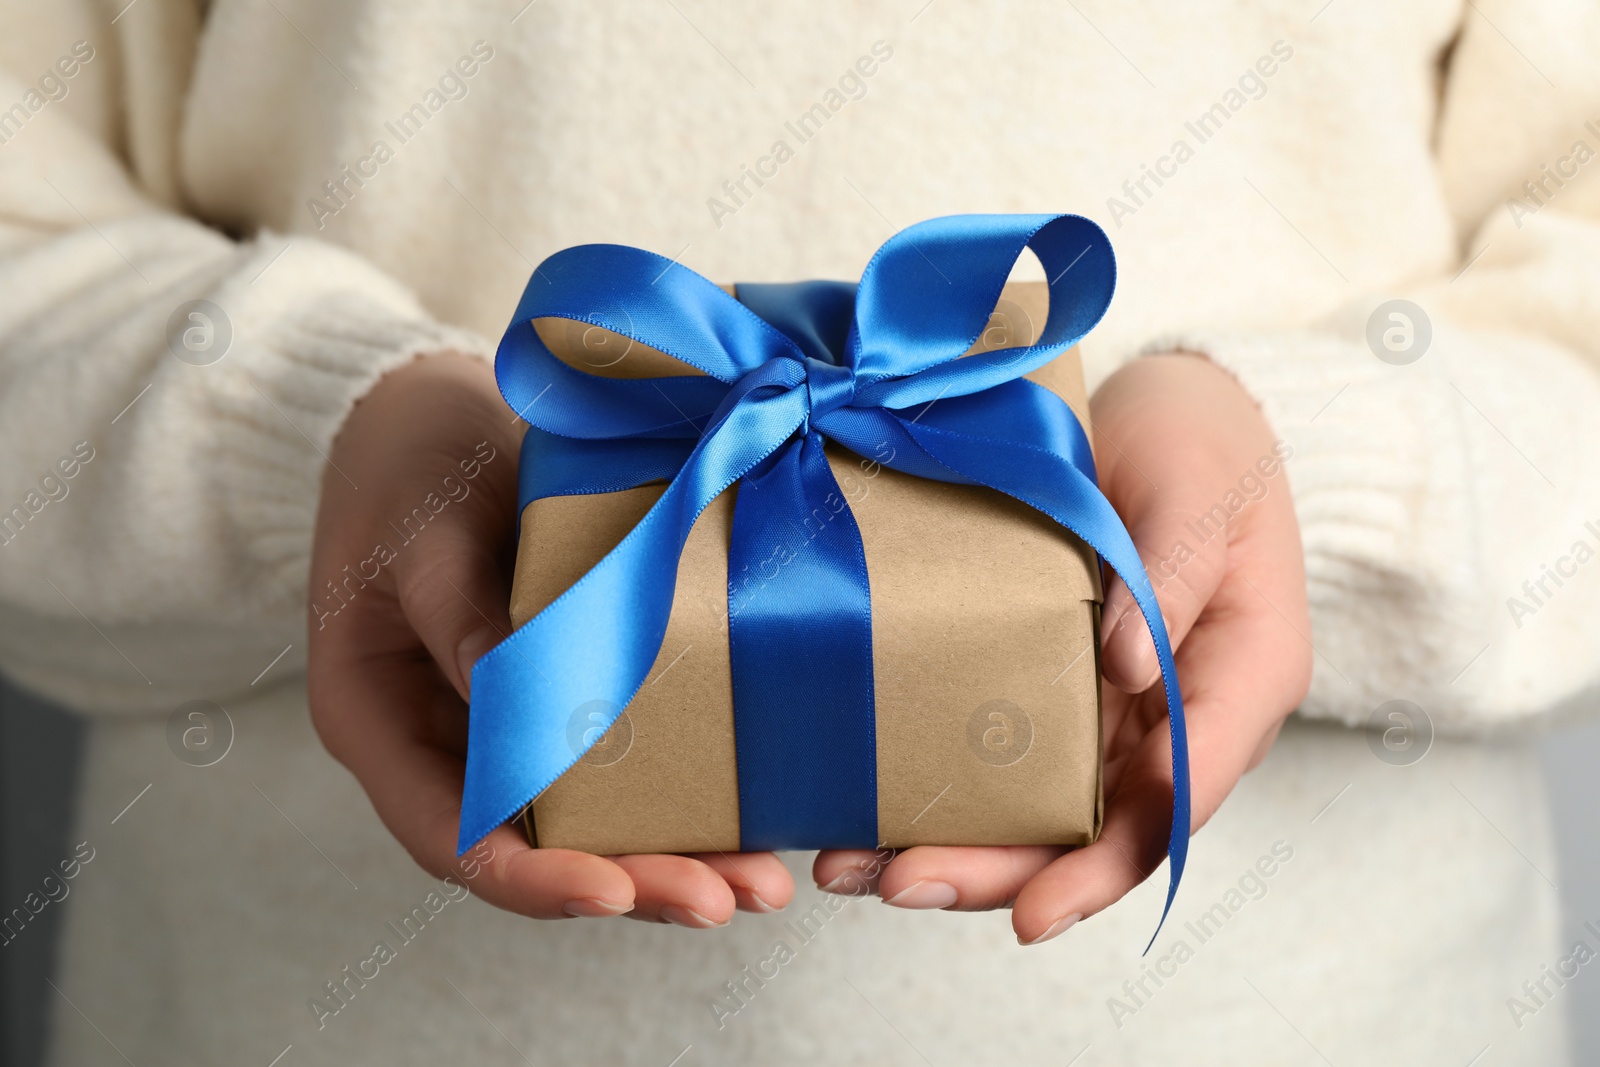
<box><xmin>313</xmin><ymin>352</ymin><xmax>518</xmax><ymax>583</ymax></box>
<box><xmin>333</xmin><ymin>350</ymin><xmax>501</xmax><ymax>455</ymax></box>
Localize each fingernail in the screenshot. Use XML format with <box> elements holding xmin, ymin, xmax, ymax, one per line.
<box><xmin>741</xmin><ymin>889</ymin><xmax>780</xmax><ymax>914</ymax></box>
<box><xmin>1126</xmin><ymin>631</ymin><xmax>1160</xmax><ymax>690</ymax></box>
<box><xmin>1104</xmin><ymin>612</ymin><xmax>1160</xmax><ymax>692</ymax></box>
<box><xmin>1099</xmin><ymin>602</ymin><xmax>1124</xmax><ymax>648</ymax></box>
<box><xmin>820</xmin><ymin>870</ymin><xmax>873</xmax><ymax>895</ymax></box>
<box><xmin>1019</xmin><ymin>912</ymin><xmax>1081</xmax><ymax>946</ymax></box>
<box><xmin>659</xmin><ymin>905</ymin><xmax>729</xmax><ymax>929</ymax></box>
<box><xmin>456</xmin><ymin>628</ymin><xmax>500</xmax><ymax>695</ymax></box>
<box><xmin>883</xmin><ymin>881</ymin><xmax>958</xmax><ymax>910</ymax></box>
<box><xmin>561</xmin><ymin>898</ymin><xmax>633</xmax><ymax>918</ymax></box>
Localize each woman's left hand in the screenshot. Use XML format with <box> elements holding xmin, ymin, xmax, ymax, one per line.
<box><xmin>813</xmin><ymin>353</ymin><xmax>1313</xmax><ymax>944</ymax></box>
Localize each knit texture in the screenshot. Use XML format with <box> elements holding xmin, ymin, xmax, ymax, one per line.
<box><xmin>1</xmin><ymin>1</ymin><xmax>1596</xmax><ymax>1063</ymax></box>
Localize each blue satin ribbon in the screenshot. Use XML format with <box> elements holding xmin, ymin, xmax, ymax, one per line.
<box><xmin>461</xmin><ymin>214</ymin><xmax>1190</xmax><ymax>939</ymax></box>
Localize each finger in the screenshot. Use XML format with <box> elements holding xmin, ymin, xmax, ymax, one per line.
<box><xmin>1247</xmin><ymin>718</ymin><xmax>1285</xmax><ymax>772</ymax></box>
<box><xmin>875</xmin><ymin>845</ymin><xmax>1066</xmax><ymax>911</ymax></box>
<box><xmin>1176</xmin><ymin>576</ymin><xmax>1309</xmax><ymax>796</ymax></box>
<box><xmin>1098</xmin><ymin>497</ymin><xmax>1229</xmax><ymax>694</ymax></box>
<box><xmin>611</xmin><ymin>854</ymin><xmax>738</xmax><ymax>927</ymax></box>
<box><xmin>813</xmin><ymin>849</ymin><xmax>897</xmax><ymax>896</ymax></box>
<box><xmin>1011</xmin><ymin>749</ymin><xmax>1173</xmax><ymax>944</ymax></box>
<box><xmin>316</xmin><ymin>353</ymin><xmax>519</xmax><ymax>703</ymax></box>
<box><xmin>465</xmin><ymin>832</ymin><xmax>637</xmax><ymax>920</ymax></box>
<box><xmin>392</xmin><ymin>524</ymin><xmax>513</xmax><ymax>702</ymax></box>
<box><xmin>1013</xmin><ymin>579</ymin><xmax>1309</xmax><ymax>944</ymax></box>
<box><xmin>690</xmin><ymin>852</ymin><xmax>795</xmax><ymax>913</ymax></box>
<box><xmin>310</xmin><ymin>618</ymin><xmax>644</xmax><ymax>919</ymax></box>
<box><xmin>357</xmin><ymin>700</ymin><xmax>634</xmax><ymax>917</ymax></box>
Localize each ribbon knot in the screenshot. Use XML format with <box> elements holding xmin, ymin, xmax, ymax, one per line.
<box><xmin>463</xmin><ymin>214</ymin><xmax>1192</xmax><ymax>948</ymax></box>
<box><xmin>801</xmin><ymin>355</ymin><xmax>855</xmax><ymax>421</ymax></box>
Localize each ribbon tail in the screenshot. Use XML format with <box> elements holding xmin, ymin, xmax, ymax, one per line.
<box><xmin>458</xmin><ymin>382</ymin><xmax>809</xmax><ymax>854</ymax></box>
<box><xmin>898</xmin><ymin>416</ymin><xmax>1190</xmax><ymax>952</ymax></box>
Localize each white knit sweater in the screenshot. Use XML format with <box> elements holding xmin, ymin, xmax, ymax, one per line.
<box><xmin>1</xmin><ymin>2</ymin><xmax>1596</xmax><ymax>1064</ymax></box>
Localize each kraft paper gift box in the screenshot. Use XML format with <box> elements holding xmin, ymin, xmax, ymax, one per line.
<box><xmin>509</xmin><ymin>281</ymin><xmax>1105</xmax><ymax>855</ymax></box>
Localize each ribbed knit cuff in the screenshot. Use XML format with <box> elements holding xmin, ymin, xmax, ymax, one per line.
<box><xmin>207</xmin><ymin>235</ymin><xmax>496</xmax><ymax>603</ymax></box>
<box><xmin>0</xmin><ymin>226</ymin><xmax>499</xmax><ymax>714</ymax></box>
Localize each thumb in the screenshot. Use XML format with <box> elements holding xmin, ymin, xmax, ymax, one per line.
<box><xmin>1099</xmin><ymin>498</ymin><xmax>1228</xmax><ymax>693</ymax></box>
<box><xmin>392</xmin><ymin>519</ymin><xmax>514</xmax><ymax>703</ymax></box>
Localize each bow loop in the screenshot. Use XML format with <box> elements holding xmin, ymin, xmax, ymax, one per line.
<box><xmin>850</xmin><ymin>214</ymin><xmax>1117</xmax><ymax>411</ymax></box>
<box><xmin>514</xmin><ymin>244</ymin><xmax>807</xmax><ymax>385</ymax></box>
<box><xmin>496</xmin><ymin>245</ymin><xmax>811</xmax><ymax>446</ymax></box>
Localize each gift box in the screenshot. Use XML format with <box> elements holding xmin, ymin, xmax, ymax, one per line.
<box><xmin>510</xmin><ymin>281</ymin><xmax>1105</xmax><ymax>854</ymax></box>
<box><xmin>458</xmin><ymin>215</ymin><xmax>1188</xmax><ymax>903</ymax></box>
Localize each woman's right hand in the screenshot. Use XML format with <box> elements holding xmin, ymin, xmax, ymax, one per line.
<box><xmin>307</xmin><ymin>352</ymin><xmax>796</xmax><ymax>927</ymax></box>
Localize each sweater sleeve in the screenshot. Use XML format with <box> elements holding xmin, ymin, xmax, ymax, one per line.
<box><xmin>1135</xmin><ymin>0</ymin><xmax>1600</xmax><ymax>735</ymax></box>
<box><xmin>0</xmin><ymin>6</ymin><xmax>493</xmax><ymax>714</ymax></box>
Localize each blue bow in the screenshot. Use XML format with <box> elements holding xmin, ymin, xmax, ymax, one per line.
<box><xmin>460</xmin><ymin>214</ymin><xmax>1190</xmax><ymax>939</ymax></box>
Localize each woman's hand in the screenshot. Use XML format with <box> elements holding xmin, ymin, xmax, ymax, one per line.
<box><xmin>307</xmin><ymin>353</ymin><xmax>795</xmax><ymax>926</ymax></box>
<box><xmin>813</xmin><ymin>353</ymin><xmax>1312</xmax><ymax>944</ymax></box>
